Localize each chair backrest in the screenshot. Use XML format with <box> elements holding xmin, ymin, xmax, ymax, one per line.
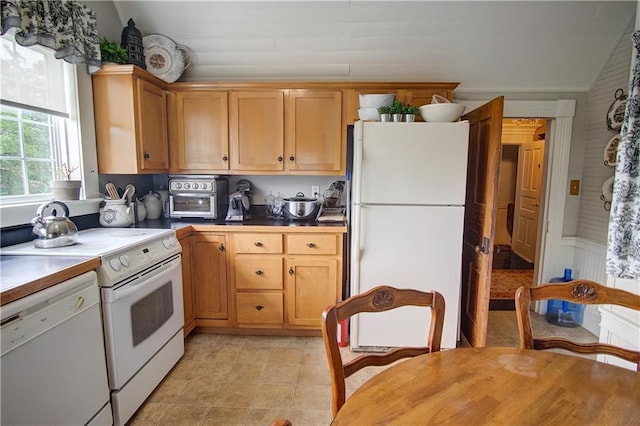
<box><xmin>321</xmin><ymin>285</ymin><xmax>445</xmax><ymax>417</ymax></box>
<box><xmin>515</xmin><ymin>279</ymin><xmax>640</xmax><ymax>371</ymax></box>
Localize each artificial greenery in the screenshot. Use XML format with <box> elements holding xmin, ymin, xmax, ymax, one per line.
<box><xmin>100</xmin><ymin>37</ymin><xmax>128</xmax><ymax>64</ymax></box>
<box><xmin>404</xmin><ymin>104</ymin><xmax>419</xmax><ymax>115</ymax></box>
<box><xmin>390</xmin><ymin>100</ymin><xmax>404</xmax><ymax>114</ymax></box>
<box><xmin>377</xmin><ymin>105</ymin><xmax>391</xmax><ymax>114</ymax></box>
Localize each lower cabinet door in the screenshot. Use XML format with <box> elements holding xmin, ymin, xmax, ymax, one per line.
<box><xmin>236</xmin><ymin>292</ymin><xmax>283</xmax><ymax>325</ymax></box>
<box><xmin>285</xmin><ymin>258</ymin><xmax>339</xmax><ymax>327</ymax></box>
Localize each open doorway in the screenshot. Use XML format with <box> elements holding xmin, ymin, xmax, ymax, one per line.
<box><xmin>490</xmin><ymin>118</ymin><xmax>546</xmax><ymax>311</ymax></box>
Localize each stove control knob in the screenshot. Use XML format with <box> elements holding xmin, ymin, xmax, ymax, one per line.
<box><xmin>163</xmin><ymin>238</ymin><xmax>176</xmax><ymax>249</ymax></box>
<box><xmin>119</xmin><ymin>255</ymin><xmax>130</xmax><ymax>267</ymax></box>
<box><xmin>109</xmin><ymin>258</ymin><xmax>122</xmax><ymax>271</ymax></box>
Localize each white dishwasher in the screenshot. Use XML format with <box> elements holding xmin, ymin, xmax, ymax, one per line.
<box><xmin>1</xmin><ymin>271</ymin><xmax>112</xmax><ymax>425</ymax></box>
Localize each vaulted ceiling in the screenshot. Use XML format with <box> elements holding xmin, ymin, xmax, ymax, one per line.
<box><xmin>111</xmin><ymin>1</ymin><xmax>637</xmax><ymax>91</ymax></box>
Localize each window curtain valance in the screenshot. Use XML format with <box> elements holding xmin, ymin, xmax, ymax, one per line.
<box><xmin>606</xmin><ymin>30</ymin><xmax>640</xmax><ymax>279</ymax></box>
<box><xmin>0</xmin><ymin>0</ymin><xmax>101</xmax><ymax>73</ymax></box>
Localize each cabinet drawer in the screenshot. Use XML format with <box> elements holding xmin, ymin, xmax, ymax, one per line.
<box><xmin>235</xmin><ymin>257</ymin><xmax>283</xmax><ymax>290</ymax></box>
<box><xmin>236</xmin><ymin>293</ymin><xmax>283</xmax><ymax>324</ymax></box>
<box><xmin>234</xmin><ymin>233</ymin><xmax>283</xmax><ymax>254</ymax></box>
<box><xmin>287</xmin><ymin>234</ymin><xmax>339</xmax><ymax>255</ymax></box>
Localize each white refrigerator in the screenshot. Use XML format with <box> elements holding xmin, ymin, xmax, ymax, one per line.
<box><xmin>350</xmin><ymin>120</ymin><xmax>470</xmax><ymax>350</ymax></box>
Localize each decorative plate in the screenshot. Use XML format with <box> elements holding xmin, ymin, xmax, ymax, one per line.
<box><xmin>601</xmin><ymin>176</ymin><xmax>614</xmax><ymax>202</ymax></box>
<box><xmin>142</xmin><ymin>34</ymin><xmax>190</xmax><ymax>83</ymax></box>
<box><xmin>604</xmin><ymin>134</ymin><xmax>620</xmax><ymax>166</ymax></box>
<box><xmin>606</xmin><ymin>88</ymin><xmax>627</xmax><ymax>131</ymax></box>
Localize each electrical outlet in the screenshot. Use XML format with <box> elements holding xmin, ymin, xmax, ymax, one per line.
<box><xmin>312</xmin><ymin>185</ymin><xmax>320</xmax><ymax>198</ymax></box>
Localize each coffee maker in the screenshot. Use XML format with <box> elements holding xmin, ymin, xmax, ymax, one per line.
<box><xmin>225</xmin><ymin>179</ymin><xmax>253</xmax><ymax>221</ymax></box>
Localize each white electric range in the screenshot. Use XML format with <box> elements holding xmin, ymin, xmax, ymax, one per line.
<box><xmin>2</xmin><ymin>227</ymin><xmax>185</xmax><ymax>426</ymax></box>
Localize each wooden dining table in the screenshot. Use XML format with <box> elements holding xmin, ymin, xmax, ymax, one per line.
<box><xmin>331</xmin><ymin>347</ymin><xmax>640</xmax><ymax>425</ymax></box>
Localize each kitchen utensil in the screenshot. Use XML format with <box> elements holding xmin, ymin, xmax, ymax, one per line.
<box><xmin>30</xmin><ymin>201</ymin><xmax>78</xmax><ymax>248</ymax></box>
<box><xmin>283</xmin><ymin>192</ymin><xmax>320</xmax><ymax>220</ymax></box>
<box><xmin>122</xmin><ymin>184</ymin><xmax>136</xmax><ymax>204</ymax></box>
<box><xmin>106</xmin><ymin>182</ymin><xmax>119</xmax><ymax>199</ymax></box>
<box><xmin>431</xmin><ymin>94</ymin><xmax>450</xmax><ymax>104</ymax></box>
<box><xmin>141</xmin><ymin>191</ymin><xmax>163</xmax><ymax>219</ymax></box>
<box><xmin>99</xmin><ymin>199</ymin><xmax>133</xmax><ymax>227</ymax></box>
<box><xmin>323</xmin><ymin>181</ymin><xmax>345</xmax><ymax>208</ymax></box>
<box><xmin>225</xmin><ymin>190</ymin><xmax>251</xmax><ymax>221</ymax></box>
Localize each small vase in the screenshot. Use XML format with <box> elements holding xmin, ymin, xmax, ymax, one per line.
<box><xmin>392</xmin><ymin>113</ymin><xmax>404</xmax><ymax>122</ymax></box>
<box><xmin>405</xmin><ymin>114</ymin><xmax>416</xmax><ymax>122</ymax></box>
<box><xmin>380</xmin><ymin>113</ymin><xmax>391</xmax><ymax>122</ymax></box>
<box><xmin>51</xmin><ymin>180</ymin><xmax>81</xmax><ymax>200</ymax></box>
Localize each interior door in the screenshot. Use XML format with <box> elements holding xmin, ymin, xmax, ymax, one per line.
<box><xmin>460</xmin><ymin>97</ymin><xmax>504</xmax><ymax>347</ymax></box>
<box><xmin>512</xmin><ymin>140</ymin><xmax>545</xmax><ymax>262</ymax></box>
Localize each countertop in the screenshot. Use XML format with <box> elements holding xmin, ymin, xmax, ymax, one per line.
<box><xmin>0</xmin><ymin>217</ymin><xmax>347</xmax><ymax>306</ymax></box>
<box><xmin>0</xmin><ymin>255</ymin><xmax>101</xmax><ymax>306</ymax></box>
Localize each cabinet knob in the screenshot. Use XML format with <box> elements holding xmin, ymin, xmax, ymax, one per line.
<box><xmin>219</xmin><ymin>244</ymin><xmax>225</xmax><ymax>252</ymax></box>
<box><xmin>288</xmin><ymin>267</ymin><xmax>294</xmax><ymax>275</ymax></box>
<box><xmin>254</xmin><ymin>241</ymin><xmax>263</xmax><ymax>247</ymax></box>
<box><xmin>222</xmin><ymin>155</ymin><xmax>228</xmax><ymax>161</ymax></box>
<box><xmin>255</xmin><ymin>270</ymin><xmax>263</xmax><ymax>275</ymax></box>
<box><xmin>144</xmin><ymin>152</ymin><xmax>150</xmax><ymax>159</ymax></box>
<box><xmin>289</xmin><ymin>155</ymin><xmax>295</xmax><ymax>161</ymax></box>
<box><xmin>256</xmin><ymin>305</ymin><xmax>264</xmax><ymax>311</ymax></box>
<box><xmin>277</xmin><ymin>156</ymin><xmax>283</xmax><ymax>162</ymax></box>
<box><xmin>306</xmin><ymin>242</ymin><xmax>316</xmax><ymax>248</ymax></box>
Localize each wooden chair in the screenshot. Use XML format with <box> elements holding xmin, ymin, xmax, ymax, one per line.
<box><xmin>515</xmin><ymin>279</ymin><xmax>640</xmax><ymax>371</ymax></box>
<box><xmin>321</xmin><ymin>285</ymin><xmax>445</xmax><ymax>417</ymax></box>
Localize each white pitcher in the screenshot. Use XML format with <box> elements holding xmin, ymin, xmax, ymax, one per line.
<box><xmin>99</xmin><ymin>199</ymin><xmax>133</xmax><ymax>227</ymax></box>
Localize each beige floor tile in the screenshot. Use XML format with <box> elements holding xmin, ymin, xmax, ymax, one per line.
<box><xmin>267</xmin><ymin>347</ymin><xmax>304</xmax><ymax>364</ymax></box>
<box><xmin>298</xmin><ymin>362</ymin><xmax>331</xmax><ymax>385</ymax></box>
<box><xmin>208</xmin><ymin>345</ymin><xmax>244</xmax><ymax>363</ymax></box>
<box><xmin>243</xmin><ymin>335</ymin><xmax>280</xmax><ymax>348</ymax></box>
<box><xmin>289</xmin><ymin>409</ymin><xmax>332</xmax><ymax>426</ymax></box>
<box><xmin>212</xmin><ymin>383</ymin><xmax>259</xmax><ymax>408</ymax></box>
<box><xmin>174</xmin><ymin>379</ymin><xmax>222</xmax><ymax>405</ymax></box>
<box><xmin>245</xmin><ymin>408</ymin><xmax>292</xmax><ymax>426</ymax></box>
<box><xmin>167</xmin><ymin>358</ymin><xmax>202</xmax><ymax>381</ymax></box>
<box><xmin>270</xmin><ymin>336</ymin><xmax>311</xmax><ymax>349</ymax></box>
<box><xmin>157</xmin><ymin>404</ymin><xmax>209</xmax><ymax>426</ymax></box>
<box><xmin>250</xmin><ymin>383</ymin><xmax>295</xmax><ymax>409</ymax></box>
<box><xmin>225</xmin><ymin>362</ymin><xmax>266</xmax><ymax>383</ymax></box>
<box><xmin>215</xmin><ymin>335</ymin><xmax>249</xmax><ymax>346</ymax></box>
<box><xmin>237</xmin><ymin>347</ymin><xmax>274</xmax><ymax>364</ymax></box>
<box><xmin>192</xmin><ymin>360</ymin><xmax>235</xmax><ymax>383</ymax></box>
<box><xmin>260</xmin><ymin>363</ymin><xmax>301</xmax><ymax>384</ymax></box>
<box><xmin>128</xmin><ymin>402</ymin><xmax>170</xmax><ymax>425</ymax></box>
<box><xmin>147</xmin><ymin>378</ymin><xmax>190</xmax><ymax>404</ymax></box>
<box><xmin>202</xmin><ymin>407</ymin><xmax>249</xmax><ymax>426</ymax></box>
<box><xmin>292</xmin><ymin>384</ymin><xmax>332</xmax><ymax>411</ymax></box>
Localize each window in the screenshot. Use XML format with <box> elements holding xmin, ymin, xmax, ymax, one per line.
<box><xmin>0</xmin><ymin>34</ymin><xmax>82</xmax><ymax>204</ymax></box>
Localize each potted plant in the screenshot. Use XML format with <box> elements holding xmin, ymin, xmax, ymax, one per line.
<box><xmin>404</xmin><ymin>104</ymin><xmax>419</xmax><ymax>122</ymax></box>
<box><xmin>378</xmin><ymin>105</ymin><xmax>391</xmax><ymax>122</ymax></box>
<box><xmin>51</xmin><ymin>163</ymin><xmax>81</xmax><ymax>200</ymax></box>
<box><xmin>390</xmin><ymin>100</ymin><xmax>404</xmax><ymax>122</ymax></box>
<box><xmin>100</xmin><ymin>37</ymin><xmax>128</xmax><ymax>64</ymax></box>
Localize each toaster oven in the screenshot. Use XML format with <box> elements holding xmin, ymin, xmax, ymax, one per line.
<box><xmin>168</xmin><ymin>175</ymin><xmax>228</xmax><ymax>219</ymax></box>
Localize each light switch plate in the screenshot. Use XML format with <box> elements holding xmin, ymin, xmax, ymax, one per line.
<box><xmin>569</xmin><ymin>180</ymin><xmax>580</xmax><ymax>195</ymax></box>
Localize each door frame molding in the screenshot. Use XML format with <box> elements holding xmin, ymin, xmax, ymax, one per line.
<box><xmin>458</xmin><ymin>99</ymin><xmax>576</xmax><ymax>304</ymax></box>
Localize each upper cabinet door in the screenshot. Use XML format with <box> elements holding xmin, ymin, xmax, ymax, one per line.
<box><xmin>229</xmin><ymin>91</ymin><xmax>285</xmax><ymax>172</ymax></box>
<box><xmin>136</xmin><ymin>79</ymin><xmax>170</xmax><ymax>172</ymax></box>
<box><xmin>286</xmin><ymin>90</ymin><xmax>344</xmax><ymax>174</ymax></box>
<box><xmin>170</xmin><ymin>91</ymin><xmax>229</xmax><ymax>172</ymax></box>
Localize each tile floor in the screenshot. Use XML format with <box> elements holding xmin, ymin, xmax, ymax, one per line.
<box><xmin>128</xmin><ymin>312</ymin><xmax>597</xmax><ymax>426</ymax></box>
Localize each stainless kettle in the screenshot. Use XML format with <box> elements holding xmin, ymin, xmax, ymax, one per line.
<box><xmin>31</xmin><ymin>201</ymin><xmax>78</xmax><ymax>248</ymax></box>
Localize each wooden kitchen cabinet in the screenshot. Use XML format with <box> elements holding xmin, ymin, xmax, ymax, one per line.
<box><xmin>191</xmin><ymin>233</ymin><xmax>229</xmax><ymax>323</ymax></box>
<box><xmin>343</xmin><ymin>83</ymin><xmax>459</xmax><ymax>124</ymax></box>
<box><xmin>178</xmin><ymin>234</ymin><xmax>196</xmax><ymax>336</ymax></box>
<box><xmin>287</xmin><ymin>90</ymin><xmax>344</xmax><ymax>174</ymax></box>
<box><xmin>168</xmin><ymin>90</ymin><xmax>229</xmax><ymax>173</ymax></box>
<box><xmin>284</xmin><ymin>233</ymin><xmax>341</xmax><ymax>328</ymax></box>
<box><xmin>229</xmin><ymin>90</ymin><xmax>285</xmax><ymax>172</ymax></box>
<box><xmin>92</xmin><ymin>65</ymin><xmax>169</xmax><ymax>173</ymax></box>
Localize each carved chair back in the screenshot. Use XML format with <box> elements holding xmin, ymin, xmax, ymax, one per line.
<box><xmin>321</xmin><ymin>285</ymin><xmax>445</xmax><ymax>417</ymax></box>
<box><xmin>515</xmin><ymin>279</ymin><xmax>640</xmax><ymax>371</ymax></box>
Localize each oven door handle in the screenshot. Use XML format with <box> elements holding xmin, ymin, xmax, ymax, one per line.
<box><xmin>110</xmin><ymin>259</ymin><xmax>180</xmax><ymax>301</ymax></box>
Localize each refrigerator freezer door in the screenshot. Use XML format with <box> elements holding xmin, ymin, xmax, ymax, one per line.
<box><xmin>350</xmin><ymin>204</ymin><xmax>464</xmax><ymax>349</ymax></box>
<box><xmin>354</xmin><ymin>121</ymin><xmax>469</xmax><ymax>206</ymax></box>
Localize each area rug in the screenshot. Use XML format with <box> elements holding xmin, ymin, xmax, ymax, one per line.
<box><xmin>490</xmin><ymin>269</ymin><xmax>534</xmax><ymax>300</ymax></box>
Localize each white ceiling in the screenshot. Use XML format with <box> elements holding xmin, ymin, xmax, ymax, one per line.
<box><xmin>111</xmin><ymin>1</ymin><xmax>637</xmax><ymax>91</ymax></box>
